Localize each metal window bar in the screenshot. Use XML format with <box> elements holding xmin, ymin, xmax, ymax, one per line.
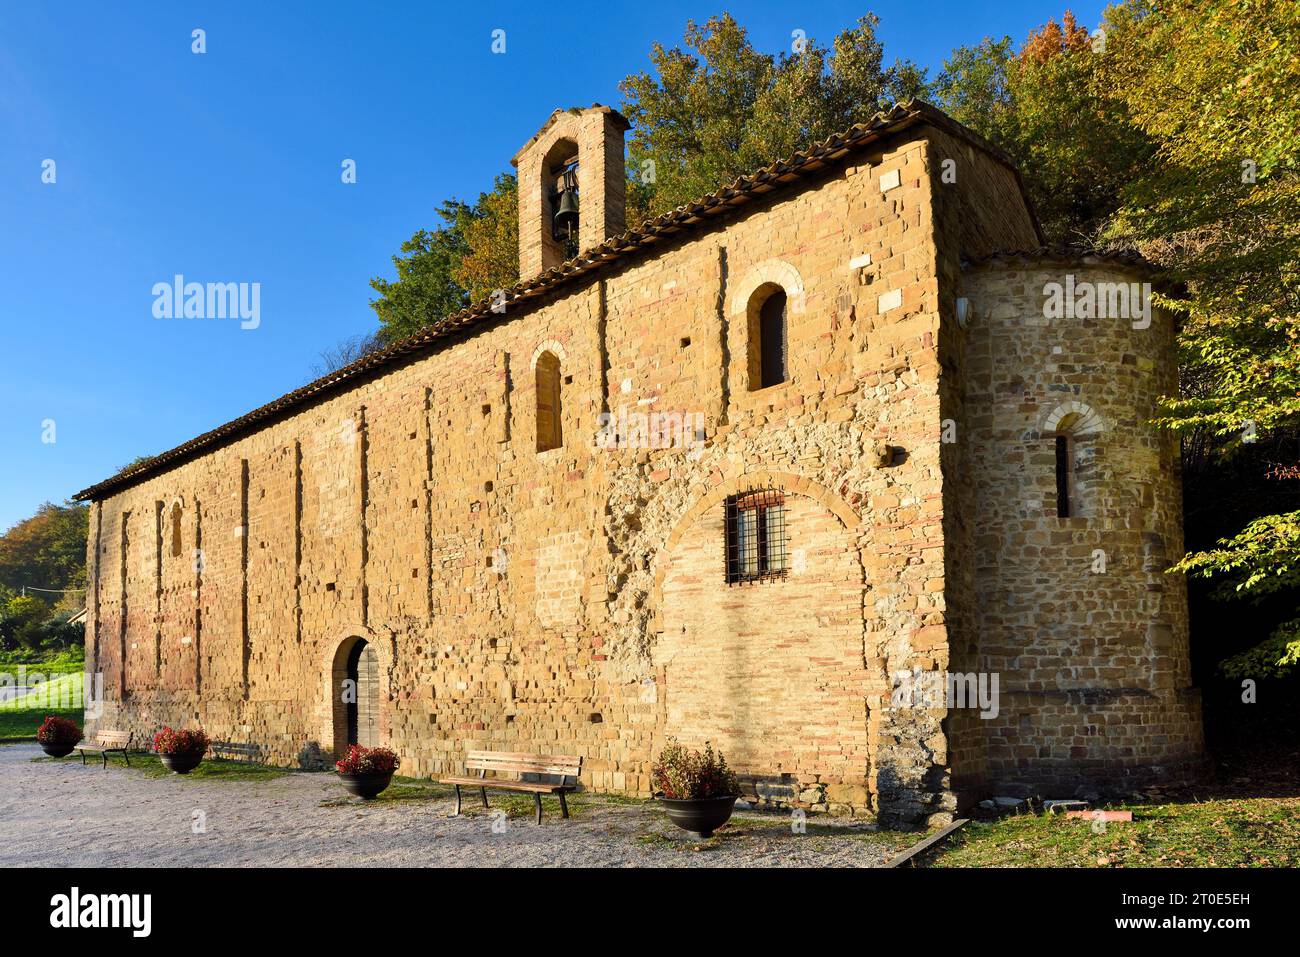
<box><xmin>725</xmin><ymin>490</ymin><xmax>788</xmax><ymax>583</ymax></box>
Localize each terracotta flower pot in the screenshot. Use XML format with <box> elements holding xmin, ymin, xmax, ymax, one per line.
<box><xmin>658</xmin><ymin>794</ymin><xmax>738</xmax><ymax>838</ymax></box>
<box><xmin>39</xmin><ymin>741</ymin><xmax>77</xmax><ymax>758</ymax></box>
<box><xmin>160</xmin><ymin>752</ymin><xmax>204</xmax><ymax>774</ymax></box>
<box><xmin>338</xmin><ymin>770</ymin><xmax>394</xmax><ymax>799</ymax></box>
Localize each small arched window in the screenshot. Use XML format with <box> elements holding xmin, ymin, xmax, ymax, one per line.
<box><xmin>535</xmin><ymin>351</ymin><xmax>563</xmax><ymax>452</ymax></box>
<box><xmin>1044</xmin><ymin>403</ymin><xmax>1104</xmax><ymax>520</ymax></box>
<box><xmin>1054</xmin><ymin>433</ymin><xmax>1073</xmax><ymax>518</ymax></box>
<box><xmin>169</xmin><ymin>502</ymin><xmax>183</xmax><ymax>558</ymax></box>
<box><xmin>748</xmin><ymin>286</ymin><xmax>788</xmax><ymax>390</ymax></box>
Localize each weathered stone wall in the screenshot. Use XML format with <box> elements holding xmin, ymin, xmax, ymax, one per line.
<box><xmin>85</xmin><ymin>129</ymin><xmax>972</xmax><ymax>824</ymax></box>
<box><xmin>957</xmin><ymin>257</ymin><xmax>1205</xmax><ymax>797</ymax></box>
<box><xmin>926</xmin><ymin>126</ymin><xmax>1045</xmax><ymax>809</ymax></box>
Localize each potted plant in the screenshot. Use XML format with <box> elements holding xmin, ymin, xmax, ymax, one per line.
<box><xmin>36</xmin><ymin>715</ymin><xmax>82</xmax><ymax>758</ymax></box>
<box><xmin>653</xmin><ymin>739</ymin><xmax>741</xmax><ymax>838</ymax></box>
<box><xmin>153</xmin><ymin>726</ymin><xmax>209</xmax><ymax>774</ymax></box>
<box><xmin>335</xmin><ymin>745</ymin><xmax>399</xmax><ymax>799</ymax></box>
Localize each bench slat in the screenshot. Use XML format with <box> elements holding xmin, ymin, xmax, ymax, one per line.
<box><xmin>464</xmin><ymin>752</ymin><xmax>581</xmax><ymax>777</ymax></box>
<box><xmin>466</xmin><ymin>762</ymin><xmax>580</xmax><ymax>776</ymax></box>
<box><xmin>440</xmin><ymin>776</ymin><xmax>569</xmax><ymax>793</ymax></box>
<box><xmin>81</xmin><ymin>730</ymin><xmax>130</xmax><ymax>749</ymax></box>
<box><xmin>465</xmin><ymin>751</ymin><xmax>582</xmax><ymax>762</ymax></box>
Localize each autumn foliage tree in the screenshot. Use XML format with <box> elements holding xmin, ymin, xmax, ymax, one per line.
<box><xmin>937</xmin><ymin>1</ymin><xmax>1300</xmax><ymax>674</ymax></box>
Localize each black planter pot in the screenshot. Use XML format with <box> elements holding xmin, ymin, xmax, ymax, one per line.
<box><xmin>39</xmin><ymin>741</ymin><xmax>76</xmax><ymax>758</ymax></box>
<box><xmin>338</xmin><ymin>771</ymin><xmax>394</xmax><ymax>800</ymax></box>
<box><xmin>658</xmin><ymin>794</ymin><xmax>738</xmax><ymax>838</ymax></box>
<box><xmin>160</xmin><ymin>752</ymin><xmax>204</xmax><ymax>774</ymax></box>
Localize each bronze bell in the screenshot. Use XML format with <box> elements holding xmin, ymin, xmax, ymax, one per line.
<box><xmin>552</xmin><ymin>166</ymin><xmax>579</xmax><ymax>240</ymax></box>
<box><xmin>553</xmin><ymin>186</ymin><xmax>579</xmax><ymax>239</ymax></box>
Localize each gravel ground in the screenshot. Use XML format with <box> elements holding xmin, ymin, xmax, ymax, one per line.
<box><xmin>0</xmin><ymin>743</ymin><xmax>912</xmax><ymax>867</ymax></box>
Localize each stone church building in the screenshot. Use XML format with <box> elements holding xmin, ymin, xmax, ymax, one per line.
<box><xmin>75</xmin><ymin>101</ymin><xmax>1204</xmax><ymax>826</ymax></box>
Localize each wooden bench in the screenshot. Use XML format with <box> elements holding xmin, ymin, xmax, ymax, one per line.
<box><xmin>440</xmin><ymin>751</ymin><xmax>582</xmax><ymax>824</ymax></box>
<box><xmin>77</xmin><ymin>730</ymin><xmax>131</xmax><ymax>768</ymax></box>
<box><xmin>209</xmin><ymin>740</ymin><xmax>263</xmax><ymax>763</ymax></box>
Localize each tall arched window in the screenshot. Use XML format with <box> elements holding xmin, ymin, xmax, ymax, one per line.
<box><xmin>1054</xmin><ymin>433</ymin><xmax>1073</xmax><ymax>518</ymax></box>
<box><xmin>535</xmin><ymin>351</ymin><xmax>563</xmax><ymax>452</ymax></box>
<box><xmin>1044</xmin><ymin>402</ymin><xmax>1105</xmax><ymax>520</ymax></box>
<box><xmin>748</xmin><ymin>286</ymin><xmax>788</xmax><ymax>390</ymax></box>
<box><xmin>169</xmin><ymin>502</ymin><xmax>183</xmax><ymax>558</ymax></box>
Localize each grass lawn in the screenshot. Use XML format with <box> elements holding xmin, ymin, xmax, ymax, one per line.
<box><xmin>924</xmin><ymin>796</ymin><xmax>1300</xmax><ymax>867</ymax></box>
<box><xmin>0</xmin><ymin>659</ymin><xmax>85</xmax><ymax>675</ymax></box>
<box><xmin>0</xmin><ymin>706</ymin><xmax>81</xmax><ymax>741</ymax></box>
<box><xmin>0</xmin><ymin>672</ymin><xmax>88</xmax><ymax>741</ymax></box>
<box><xmin>32</xmin><ymin>751</ymin><xmax>290</xmax><ymax>781</ymax></box>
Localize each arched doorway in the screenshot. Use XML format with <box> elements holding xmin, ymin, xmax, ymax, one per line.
<box><xmin>330</xmin><ymin>634</ymin><xmax>383</xmax><ymax>755</ymax></box>
<box><xmin>346</xmin><ymin>639</ymin><xmax>379</xmax><ymax>747</ymax></box>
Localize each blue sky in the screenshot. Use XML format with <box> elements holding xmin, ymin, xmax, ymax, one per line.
<box><xmin>0</xmin><ymin>0</ymin><xmax>1107</xmax><ymax>533</ymax></box>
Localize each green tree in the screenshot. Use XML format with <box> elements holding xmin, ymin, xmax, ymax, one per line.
<box><xmin>369</xmin><ymin>208</ymin><xmax>473</xmax><ymax>344</ymax></box>
<box><xmin>938</xmin><ymin>1</ymin><xmax>1300</xmax><ymax>672</ymax></box>
<box><xmin>621</xmin><ymin>13</ymin><xmax>928</xmax><ymax>219</ymax></box>
<box><xmin>368</xmin><ymin>174</ymin><xmax>519</xmax><ymax>343</ymax></box>
<box><xmin>933</xmin><ymin>10</ymin><xmax>1156</xmax><ymax>241</ymax></box>
<box><xmin>451</xmin><ymin>173</ymin><xmax>519</xmax><ymax>303</ymax></box>
<box><xmin>1099</xmin><ymin>0</ymin><xmax>1300</xmax><ymax>673</ymax></box>
<box><xmin>0</xmin><ymin>594</ymin><xmax>51</xmax><ymax>652</ymax></box>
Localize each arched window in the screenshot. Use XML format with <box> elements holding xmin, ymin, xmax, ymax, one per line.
<box><xmin>1044</xmin><ymin>402</ymin><xmax>1105</xmax><ymax>520</ymax></box>
<box><xmin>748</xmin><ymin>286</ymin><xmax>788</xmax><ymax>390</ymax></box>
<box><xmin>169</xmin><ymin>502</ymin><xmax>183</xmax><ymax>558</ymax></box>
<box><xmin>535</xmin><ymin>351</ymin><xmax>563</xmax><ymax>452</ymax></box>
<box><xmin>1054</xmin><ymin>433</ymin><xmax>1073</xmax><ymax>518</ymax></box>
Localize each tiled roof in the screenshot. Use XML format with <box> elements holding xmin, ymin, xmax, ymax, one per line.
<box><xmin>74</xmin><ymin>99</ymin><xmax>1034</xmax><ymax>501</ymax></box>
<box><xmin>961</xmin><ymin>244</ymin><xmax>1159</xmax><ymax>272</ymax></box>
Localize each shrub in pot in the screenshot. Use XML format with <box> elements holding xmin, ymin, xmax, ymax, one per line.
<box><xmin>153</xmin><ymin>726</ymin><xmax>209</xmax><ymax>774</ymax></box>
<box><xmin>653</xmin><ymin>739</ymin><xmax>741</xmax><ymax>838</ymax></box>
<box><xmin>36</xmin><ymin>715</ymin><xmax>82</xmax><ymax>758</ymax></box>
<box><xmin>335</xmin><ymin>745</ymin><xmax>399</xmax><ymax>799</ymax></box>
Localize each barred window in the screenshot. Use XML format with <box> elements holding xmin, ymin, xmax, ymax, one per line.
<box><xmin>725</xmin><ymin>490</ymin><xmax>788</xmax><ymax>583</ymax></box>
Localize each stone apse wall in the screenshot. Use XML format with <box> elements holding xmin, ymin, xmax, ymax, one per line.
<box><xmin>954</xmin><ymin>256</ymin><xmax>1205</xmax><ymax>795</ymax></box>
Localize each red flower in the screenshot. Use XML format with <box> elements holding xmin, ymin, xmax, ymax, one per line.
<box><xmin>335</xmin><ymin>745</ymin><xmax>399</xmax><ymax>775</ymax></box>
<box><xmin>152</xmin><ymin>726</ymin><xmax>209</xmax><ymax>756</ymax></box>
<box><xmin>36</xmin><ymin>715</ymin><xmax>82</xmax><ymax>746</ymax></box>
